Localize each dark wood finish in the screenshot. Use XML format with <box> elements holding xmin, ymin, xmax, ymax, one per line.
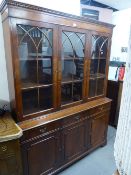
<box><xmin>19</xmin><ymin>98</ymin><xmax>111</xmax><ymax>175</ymax></box>
<box><xmin>0</xmin><ymin>140</ymin><xmax>23</xmax><ymax>175</ymax></box>
<box><xmin>0</xmin><ymin>1</ymin><xmax>113</xmax><ymax>174</ymax></box>
<box><xmin>106</xmin><ymin>80</ymin><xmax>123</xmax><ymax>127</ymax></box>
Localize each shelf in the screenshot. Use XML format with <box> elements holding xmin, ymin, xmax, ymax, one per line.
<box><xmin>62</xmin><ymin>56</ymin><xmax>84</xmax><ymax>60</ymax></box>
<box><xmin>21</xmin><ymin>81</ymin><xmax>52</xmax><ymax>90</ymax></box>
<box><xmin>20</xmin><ymin>57</ymin><xmax>52</xmax><ymax>61</ymax></box>
<box><xmin>91</xmin><ymin>57</ymin><xmax>106</xmax><ymax>60</ymax></box>
<box><xmin>62</xmin><ymin>77</ymin><xmax>83</xmax><ymax>84</ymax></box>
<box><xmin>90</xmin><ymin>73</ymin><xmax>105</xmax><ymax>80</ymax></box>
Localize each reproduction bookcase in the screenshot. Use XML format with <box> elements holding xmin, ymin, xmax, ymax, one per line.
<box><xmin>0</xmin><ymin>1</ymin><xmax>113</xmax><ymax>174</ymax></box>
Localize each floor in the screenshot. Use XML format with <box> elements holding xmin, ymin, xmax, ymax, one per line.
<box><xmin>59</xmin><ymin>126</ymin><xmax>116</xmax><ymax>175</ymax></box>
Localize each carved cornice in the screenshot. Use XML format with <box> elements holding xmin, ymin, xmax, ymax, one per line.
<box><xmin>0</xmin><ymin>0</ymin><xmax>114</xmax><ymax>28</ymax></box>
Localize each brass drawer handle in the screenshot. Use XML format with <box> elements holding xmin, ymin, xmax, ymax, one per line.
<box><xmin>75</xmin><ymin>116</ymin><xmax>80</xmax><ymax>120</ymax></box>
<box><xmin>40</xmin><ymin>127</ymin><xmax>47</xmax><ymax>133</ymax></box>
<box><xmin>1</xmin><ymin>145</ymin><xmax>7</xmax><ymax>152</ymax></box>
<box><xmin>100</xmin><ymin>106</ymin><xmax>104</xmax><ymax>111</ymax></box>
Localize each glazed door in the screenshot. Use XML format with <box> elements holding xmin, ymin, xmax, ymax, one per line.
<box><xmin>11</xmin><ymin>19</ymin><xmax>58</xmax><ymax>120</ymax></box>
<box><xmin>88</xmin><ymin>32</ymin><xmax>111</xmax><ymax>99</ymax></box>
<box><xmin>58</xmin><ymin>26</ymin><xmax>89</xmax><ymax>107</ymax></box>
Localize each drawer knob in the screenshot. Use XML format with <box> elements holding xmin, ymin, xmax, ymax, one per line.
<box><xmin>100</xmin><ymin>107</ymin><xmax>104</xmax><ymax>111</ymax></box>
<box><xmin>1</xmin><ymin>145</ymin><xmax>7</xmax><ymax>152</ymax></box>
<box><xmin>40</xmin><ymin>127</ymin><xmax>47</xmax><ymax>133</ymax></box>
<box><xmin>75</xmin><ymin>116</ymin><xmax>80</xmax><ymax>120</ymax></box>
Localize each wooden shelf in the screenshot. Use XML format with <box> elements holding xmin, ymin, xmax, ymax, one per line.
<box><xmin>90</xmin><ymin>73</ymin><xmax>105</xmax><ymax>80</ymax></box>
<box><xmin>21</xmin><ymin>81</ymin><xmax>52</xmax><ymax>90</ymax></box>
<box><xmin>62</xmin><ymin>77</ymin><xmax>83</xmax><ymax>84</ymax></box>
<box><xmin>62</xmin><ymin>56</ymin><xmax>84</xmax><ymax>60</ymax></box>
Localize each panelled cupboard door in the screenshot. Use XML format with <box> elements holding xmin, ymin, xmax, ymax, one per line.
<box><xmin>21</xmin><ymin>132</ymin><xmax>60</xmax><ymax>175</ymax></box>
<box><xmin>58</xmin><ymin>26</ymin><xmax>89</xmax><ymax>107</ymax></box>
<box><xmin>91</xmin><ymin>112</ymin><xmax>109</xmax><ymax>147</ymax></box>
<box><xmin>62</xmin><ymin>119</ymin><xmax>87</xmax><ymax>162</ymax></box>
<box><xmin>88</xmin><ymin>32</ymin><xmax>111</xmax><ymax>99</ymax></box>
<box><xmin>10</xmin><ymin>18</ymin><xmax>58</xmax><ymax>120</ymax></box>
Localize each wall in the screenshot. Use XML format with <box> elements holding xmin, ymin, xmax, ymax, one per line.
<box><xmin>110</xmin><ymin>8</ymin><xmax>131</xmax><ymax>62</ymax></box>
<box><xmin>0</xmin><ymin>0</ymin><xmax>80</xmax><ymax>104</ymax></box>
<box><xmin>81</xmin><ymin>4</ymin><xmax>113</xmax><ymax>23</ymax></box>
<box><xmin>16</xmin><ymin>0</ymin><xmax>80</xmax><ymax>15</ymax></box>
<box><xmin>0</xmin><ymin>15</ymin><xmax>9</xmax><ymax>102</ymax></box>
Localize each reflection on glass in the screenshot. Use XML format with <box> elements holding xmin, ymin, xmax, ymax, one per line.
<box><xmin>92</xmin><ymin>35</ymin><xmax>108</xmax><ymax>59</ymax></box>
<box><xmin>61</xmin><ymin>82</ymin><xmax>82</xmax><ymax>105</ymax></box>
<box><xmin>62</xmin><ymin>31</ymin><xmax>85</xmax><ymax>58</ymax></box>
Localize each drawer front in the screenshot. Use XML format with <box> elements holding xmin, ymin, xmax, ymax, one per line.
<box><xmin>87</xmin><ymin>103</ymin><xmax>111</xmax><ymax>116</ymax></box>
<box><xmin>62</xmin><ymin>112</ymin><xmax>85</xmax><ymax>128</ymax></box>
<box><xmin>21</xmin><ymin>120</ymin><xmax>61</xmax><ymax>142</ymax></box>
<box><xmin>0</xmin><ymin>140</ymin><xmax>18</xmax><ymax>156</ymax></box>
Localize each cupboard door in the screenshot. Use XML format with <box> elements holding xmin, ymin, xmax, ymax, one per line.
<box><xmin>62</xmin><ymin>119</ymin><xmax>86</xmax><ymax>162</ymax></box>
<box><xmin>12</xmin><ymin>19</ymin><xmax>58</xmax><ymax>119</ymax></box>
<box><xmin>88</xmin><ymin>33</ymin><xmax>110</xmax><ymax>98</ymax></box>
<box><xmin>21</xmin><ymin>132</ymin><xmax>60</xmax><ymax>175</ymax></box>
<box><xmin>91</xmin><ymin>112</ymin><xmax>109</xmax><ymax>147</ymax></box>
<box><xmin>59</xmin><ymin>27</ymin><xmax>87</xmax><ymax>106</ymax></box>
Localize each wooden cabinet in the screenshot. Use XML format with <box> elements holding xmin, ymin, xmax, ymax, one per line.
<box><xmin>0</xmin><ymin>1</ymin><xmax>113</xmax><ymax>175</ymax></box>
<box><xmin>0</xmin><ymin>1</ymin><xmax>113</xmax><ymax>122</ymax></box>
<box><xmin>19</xmin><ymin>98</ymin><xmax>111</xmax><ymax>175</ymax></box>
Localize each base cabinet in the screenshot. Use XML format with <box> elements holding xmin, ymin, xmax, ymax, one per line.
<box><xmin>20</xmin><ymin>100</ymin><xmax>111</xmax><ymax>175</ymax></box>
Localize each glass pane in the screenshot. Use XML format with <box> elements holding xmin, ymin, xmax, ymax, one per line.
<box><xmin>92</xmin><ymin>35</ymin><xmax>108</xmax><ymax>59</ymax></box>
<box><xmin>88</xmin><ymin>79</ymin><xmax>96</xmax><ymax>98</ymax></box>
<box><xmin>39</xmin><ymin>86</ymin><xmax>53</xmax><ymax>110</ymax></box>
<box><xmin>62</xmin><ymin>31</ymin><xmax>85</xmax><ymax>58</ymax></box>
<box><xmin>61</xmin><ymin>82</ymin><xmax>82</xmax><ymax>105</ymax></box>
<box><xmin>61</xmin><ymin>30</ymin><xmax>85</xmax><ymax>105</ymax></box>
<box><xmin>98</xmin><ymin>59</ymin><xmax>106</xmax><ymax>74</ymax></box>
<box><xmin>62</xmin><ymin>59</ymin><xmax>83</xmax><ymax>83</ymax></box>
<box><xmin>38</xmin><ymin>59</ymin><xmax>52</xmax><ymax>84</ymax></box>
<box><xmin>90</xmin><ymin>59</ymin><xmax>98</xmax><ymax>75</ymax></box>
<box><xmin>20</xmin><ymin>60</ymin><xmax>37</xmax><ymax>88</ymax></box>
<box><xmin>96</xmin><ymin>78</ymin><xmax>104</xmax><ymax>96</ymax></box>
<box><xmin>17</xmin><ymin>25</ymin><xmax>52</xmax><ymax>59</ymax></box>
<box><xmin>22</xmin><ymin>89</ymin><xmax>38</xmax><ymax>115</ymax></box>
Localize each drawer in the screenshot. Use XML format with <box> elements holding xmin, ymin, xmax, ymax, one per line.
<box><xmin>88</xmin><ymin>103</ymin><xmax>111</xmax><ymax>116</ymax></box>
<box><xmin>0</xmin><ymin>140</ymin><xmax>18</xmax><ymax>156</ymax></box>
<box><xmin>21</xmin><ymin>120</ymin><xmax>61</xmax><ymax>142</ymax></box>
<box><xmin>62</xmin><ymin>112</ymin><xmax>85</xmax><ymax>127</ymax></box>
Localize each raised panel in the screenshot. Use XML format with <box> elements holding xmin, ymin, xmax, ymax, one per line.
<box><xmin>91</xmin><ymin>112</ymin><xmax>109</xmax><ymax>146</ymax></box>
<box><xmin>63</xmin><ymin>121</ymin><xmax>86</xmax><ymax>161</ymax></box>
<box><xmin>21</xmin><ymin>132</ymin><xmax>60</xmax><ymax>175</ymax></box>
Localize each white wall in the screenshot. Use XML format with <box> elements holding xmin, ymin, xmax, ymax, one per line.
<box><xmin>0</xmin><ymin>15</ymin><xmax>10</xmax><ymax>102</ymax></box>
<box><xmin>0</xmin><ymin>0</ymin><xmax>80</xmax><ymax>103</ymax></box>
<box><xmin>16</xmin><ymin>0</ymin><xmax>80</xmax><ymax>15</ymax></box>
<box><xmin>81</xmin><ymin>4</ymin><xmax>113</xmax><ymax>23</ymax></box>
<box><xmin>110</xmin><ymin>8</ymin><xmax>131</xmax><ymax>62</ymax></box>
